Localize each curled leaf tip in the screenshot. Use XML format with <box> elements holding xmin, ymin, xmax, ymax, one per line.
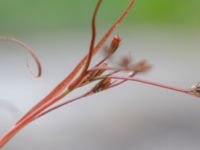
<box><xmin>26</xmin><ymin>56</ymin><xmax>42</xmax><ymax>78</ymax></box>
<box><xmin>0</xmin><ymin>36</ymin><xmax>42</xmax><ymax>78</ymax></box>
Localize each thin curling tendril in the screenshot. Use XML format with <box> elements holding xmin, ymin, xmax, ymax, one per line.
<box><xmin>0</xmin><ymin>36</ymin><xmax>42</xmax><ymax>77</ymax></box>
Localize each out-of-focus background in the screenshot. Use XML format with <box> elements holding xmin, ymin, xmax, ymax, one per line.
<box><xmin>0</xmin><ymin>0</ymin><xmax>200</xmax><ymax>150</ymax></box>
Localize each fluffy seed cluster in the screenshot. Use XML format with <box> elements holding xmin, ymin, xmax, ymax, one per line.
<box><xmin>191</xmin><ymin>82</ymin><xmax>200</xmax><ymax>97</ymax></box>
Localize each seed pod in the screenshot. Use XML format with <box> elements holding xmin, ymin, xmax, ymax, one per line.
<box><xmin>110</xmin><ymin>35</ymin><xmax>121</xmax><ymax>53</ymax></box>
<box><xmin>118</xmin><ymin>54</ymin><xmax>132</xmax><ymax>69</ymax></box>
<box><xmin>191</xmin><ymin>82</ymin><xmax>200</xmax><ymax>95</ymax></box>
<box><xmin>105</xmin><ymin>35</ymin><xmax>121</xmax><ymax>57</ymax></box>
<box><xmin>79</xmin><ymin>63</ymin><xmax>108</xmax><ymax>87</ymax></box>
<box><xmin>131</xmin><ymin>60</ymin><xmax>151</xmax><ymax>73</ymax></box>
<box><xmin>91</xmin><ymin>77</ymin><xmax>112</xmax><ymax>93</ymax></box>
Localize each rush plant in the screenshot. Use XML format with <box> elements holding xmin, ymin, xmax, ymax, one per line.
<box><xmin>0</xmin><ymin>0</ymin><xmax>199</xmax><ymax>148</ymax></box>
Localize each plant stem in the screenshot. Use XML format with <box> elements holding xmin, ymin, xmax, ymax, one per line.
<box><xmin>110</xmin><ymin>76</ymin><xmax>191</xmax><ymax>95</ymax></box>
<box><xmin>81</xmin><ymin>0</ymin><xmax>102</xmax><ymax>74</ymax></box>
<box><xmin>0</xmin><ymin>89</ymin><xmax>71</xmax><ymax>148</ymax></box>
<box><xmin>34</xmin><ymin>92</ymin><xmax>91</xmax><ymax>120</ymax></box>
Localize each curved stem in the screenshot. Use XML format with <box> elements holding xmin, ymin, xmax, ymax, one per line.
<box><xmin>82</xmin><ymin>0</ymin><xmax>102</xmax><ymax>74</ymax></box>
<box><xmin>68</xmin><ymin>0</ymin><xmax>102</xmax><ymax>90</ymax></box>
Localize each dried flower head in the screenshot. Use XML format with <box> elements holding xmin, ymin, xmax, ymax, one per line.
<box><xmin>116</xmin><ymin>54</ymin><xmax>151</xmax><ymax>73</ymax></box>
<box><xmin>131</xmin><ymin>59</ymin><xmax>152</xmax><ymax>73</ymax></box>
<box><xmin>117</xmin><ymin>54</ymin><xmax>133</xmax><ymax>69</ymax></box>
<box><xmin>79</xmin><ymin>63</ymin><xmax>108</xmax><ymax>87</ymax></box>
<box><xmin>104</xmin><ymin>35</ymin><xmax>121</xmax><ymax>58</ymax></box>
<box><xmin>91</xmin><ymin>77</ymin><xmax>112</xmax><ymax>93</ymax></box>
<box><xmin>191</xmin><ymin>82</ymin><xmax>200</xmax><ymax>97</ymax></box>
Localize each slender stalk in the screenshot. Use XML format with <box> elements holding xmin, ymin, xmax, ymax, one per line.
<box><xmin>0</xmin><ymin>90</ymin><xmax>71</xmax><ymax>148</ymax></box>
<box><xmin>110</xmin><ymin>76</ymin><xmax>191</xmax><ymax>94</ymax></box>
<box><xmin>82</xmin><ymin>0</ymin><xmax>102</xmax><ymax>74</ymax></box>
<box><xmin>34</xmin><ymin>73</ymin><xmax>135</xmax><ymax>120</ymax></box>
<box><xmin>68</xmin><ymin>0</ymin><xmax>102</xmax><ymax>90</ymax></box>
<box><xmin>90</xmin><ymin>66</ymin><xmax>133</xmax><ymax>72</ymax></box>
<box><xmin>109</xmin><ymin>72</ymin><xmax>137</xmax><ymax>88</ymax></box>
<box><xmin>16</xmin><ymin>88</ymin><xmax>71</xmax><ymax>125</ymax></box>
<box><xmin>34</xmin><ymin>92</ymin><xmax>92</xmax><ymax>120</ymax></box>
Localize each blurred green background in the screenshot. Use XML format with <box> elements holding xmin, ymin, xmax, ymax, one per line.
<box><xmin>0</xmin><ymin>0</ymin><xmax>199</xmax><ymax>35</ymax></box>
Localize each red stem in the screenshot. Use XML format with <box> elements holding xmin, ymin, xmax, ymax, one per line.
<box><xmin>34</xmin><ymin>92</ymin><xmax>91</xmax><ymax>120</ymax></box>
<box><xmin>68</xmin><ymin>0</ymin><xmax>102</xmax><ymax>90</ymax></box>
<box><xmin>110</xmin><ymin>76</ymin><xmax>191</xmax><ymax>95</ymax></box>
<box><xmin>81</xmin><ymin>0</ymin><xmax>102</xmax><ymax>74</ymax></box>
<box><xmin>109</xmin><ymin>72</ymin><xmax>137</xmax><ymax>88</ymax></box>
<box><xmin>34</xmin><ymin>72</ymin><xmax>136</xmax><ymax>120</ymax></box>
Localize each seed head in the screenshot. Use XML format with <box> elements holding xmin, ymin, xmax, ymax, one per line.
<box><xmin>118</xmin><ymin>54</ymin><xmax>133</xmax><ymax>69</ymax></box>
<box><xmin>91</xmin><ymin>77</ymin><xmax>112</xmax><ymax>93</ymax></box>
<box><xmin>110</xmin><ymin>35</ymin><xmax>121</xmax><ymax>52</ymax></box>
<box><xmin>191</xmin><ymin>82</ymin><xmax>200</xmax><ymax>96</ymax></box>
<box><xmin>79</xmin><ymin>63</ymin><xmax>108</xmax><ymax>87</ymax></box>
<box><xmin>104</xmin><ymin>35</ymin><xmax>121</xmax><ymax>57</ymax></box>
<box><xmin>131</xmin><ymin>60</ymin><xmax>152</xmax><ymax>73</ymax></box>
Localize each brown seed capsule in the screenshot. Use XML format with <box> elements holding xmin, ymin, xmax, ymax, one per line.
<box><xmin>110</xmin><ymin>35</ymin><xmax>121</xmax><ymax>52</ymax></box>
<box><xmin>91</xmin><ymin>77</ymin><xmax>112</xmax><ymax>93</ymax></box>
<box><xmin>131</xmin><ymin>60</ymin><xmax>151</xmax><ymax>73</ymax></box>
<box><xmin>105</xmin><ymin>35</ymin><xmax>121</xmax><ymax>57</ymax></box>
<box><xmin>191</xmin><ymin>82</ymin><xmax>200</xmax><ymax>95</ymax></box>
<box><xmin>118</xmin><ymin>54</ymin><xmax>132</xmax><ymax>69</ymax></box>
<box><xmin>79</xmin><ymin>63</ymin><xmax>108</xmax><ymax>87</ymax></box>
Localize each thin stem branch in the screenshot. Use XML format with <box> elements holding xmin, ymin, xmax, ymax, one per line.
<box><xmin>34</xmin><ymin>92</ymin><xmax>92</xmax><ymax>120</ymax></box>
<box><xmin>90</xmin><ymin>66</ymin><xmax>133</xmax><ymax>72</ymax></box>
<box><xmin>109</xmin><ymin>72</ymin><xmax>137</xmax><ymax>88</ymax></box>
<box><xmin>0</xmin><ymin>89</ymin><xmax>72</xmax><ymax>148</ymax></box>
<box><xmin>94</xmin><ymin>55</ymin><xmax>110</xmax><ymax>67</ymax></box>
<box><xmin>16</xmin><ymin>88</ymin><xmax>71</xmax><ymax>125</ymax></box>
<box><xmin>110</xmin><ymin>76</ymin><xmax>191</xmax><ymax>95</ymax></box>
<box><xmin>68</xmin><ymin>0</ymin><xmax>102</xmax><ymax>90</ymax></box>
<box><xmin>82</xmin><ymin>0</ymin><xmax>102</xmax><ymax>74</ymax></box>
